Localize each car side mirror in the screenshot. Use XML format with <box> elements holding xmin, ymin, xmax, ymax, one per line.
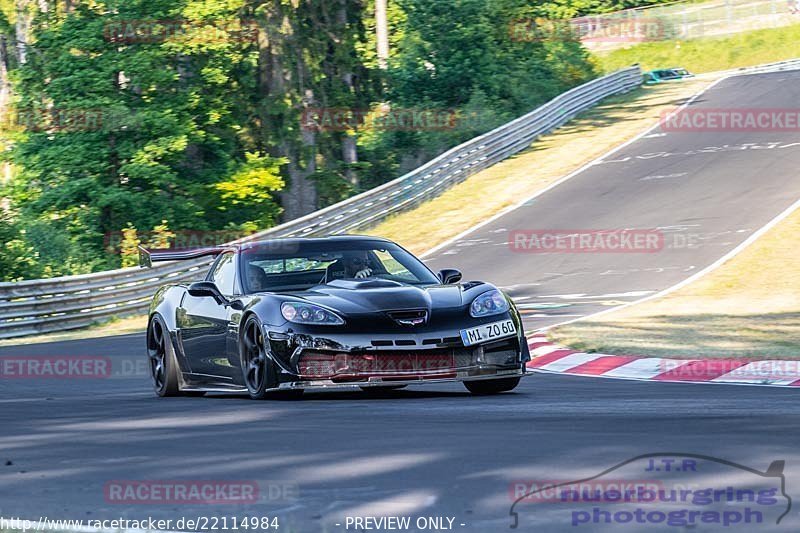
<box><xmin>438</xmin><ymin>269</ymin><xmax>463</xmax><ymax>284</ymax></box>
<box><xmin>188</xmin><ymin>281</ymin><xmax>229</xmax><ymax>305</ymax></box>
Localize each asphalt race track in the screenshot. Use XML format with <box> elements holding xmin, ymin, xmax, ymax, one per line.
<box><xmin>426</xmin><ymin>70</ymin><xmax>800</xmax><ymax>329</ymax></box>
<box><xmin>2</xmin><ymin>71</ymin><xmax>800</xmax><ymax>532</ymax></box>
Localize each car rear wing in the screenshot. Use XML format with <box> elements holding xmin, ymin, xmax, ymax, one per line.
<box><xmin>138</xmin><ymin>245</ymin><xmax>228</xmax><ymax>268</ymax></box>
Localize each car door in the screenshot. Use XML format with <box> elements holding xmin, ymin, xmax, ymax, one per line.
<box><xmin>177</xmin><ymin>252</ymin><xmax>240</xmax><ymax>383</ymax></box>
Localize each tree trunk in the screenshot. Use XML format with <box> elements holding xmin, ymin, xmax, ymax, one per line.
<box><xmin>375</xmin><ymin>0</ymin><xmax>389</xmax><ymax>69</ymax></box>
<box><xmin>257</xmin><ymin>2</ymin><xmax>286</xmax><ymax>102</ymax></box>
<box><xmin>0</xmin><ymin>34</ymin><xmax>10</xmax><ymax>188</ymax></box>
<box><xmin>177</xmin><ymin>54</ymin><xmax>203</xmax><ymax>174</ymax></box>
<box><xmin>281</xmin><ymin>86</ymin><xmax>318</xmax><ymax>220</ymax></box>
<box><xmin>338</xmin><ymin>0</ymin><xmax>358</xmax><ymax>188</ymax></box>
<box><xmin>15</xmin><ymin>0</ymin><xmax>31</xmax><ymax>65</ymax></box>
<box><xmin>341</xmin><ymin>133</ymin><xmax>358</xmax><ymax>188</ymax></box>
<box><xmin>257</xmin><ymin>2</ymin><xmax>318</xmax><ymax>220</ymax></box>
<box><xmin>0</xmin><ymin>36</ymin><xmax>10</xmax><ymax>108</ymax></box>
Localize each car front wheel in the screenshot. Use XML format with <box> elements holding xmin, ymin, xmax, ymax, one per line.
<box><xmin>240</xmin><ymin>315</ymin><xmax>303</xmax><ymax>400</ymax></box>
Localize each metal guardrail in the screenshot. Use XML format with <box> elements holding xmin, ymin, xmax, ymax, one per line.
<box><xmin>0</xmin><ymin>66</ymin><xmax>645</xmax><ymax>339</ymax></box>
<box><xmin>574</xmin><ymin>0</ymin><xmax>796</xmax><ymax>52</ymax></box>
<box><xmin>695</xmin><ymin>58</ymin><xmax>800</xmax><ymax>78</ymax></box>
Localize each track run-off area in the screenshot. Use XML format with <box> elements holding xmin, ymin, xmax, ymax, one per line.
<box><xmin>1</xmin><ymin>71</ymin><xmax>800</xmax><ymax>532</ymax></box>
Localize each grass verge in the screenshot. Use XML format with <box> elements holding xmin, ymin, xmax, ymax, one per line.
<box><xmin>597</xmin><ymin>23</ymin><xmax>800</xmax><ymax>74</ymax></box>
<box><xmin>551</xmin><ymin>208</ymin><xmax>800</xmax><ymax>359</ymax></box>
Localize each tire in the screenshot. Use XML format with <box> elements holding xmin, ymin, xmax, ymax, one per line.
<box><xmin>147</xmin><ymin>315</ymin><xmax>180</xmax><ymax>397</ymax></box>
<box><xmin>464</xmin><ymin>377</ymin><xmax>521</xmax><ymax>395</ymax></box>
<box><xmin>240</xmin><ymin>315</ymin><xmax>303</xmax><ymax>400</ymax></box>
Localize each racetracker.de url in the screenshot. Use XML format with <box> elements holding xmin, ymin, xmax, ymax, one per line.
<box><xmin>0</xmin><ymin>516</ymin><xmax>280</xmax><ymax>532</ymax></box>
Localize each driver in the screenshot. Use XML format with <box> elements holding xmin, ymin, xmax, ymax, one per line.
<box><xmin>328</xmin><ymin>251</ymin><xmax>373</xmax><ymax>280</ymax></box>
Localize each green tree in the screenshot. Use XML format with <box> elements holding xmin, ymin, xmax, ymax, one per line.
<box><xmin>357</xmin><ymin>0</ymin><xmax>597</xmax><ymax>183</ymax></box>
<box><xmin>119</xmin><ymin>223</ymin><xmax>140</xmax><ymax>268</ymax></box>
<box><xmin>7</xmin><ymin>0</ymin><xmax>282</xmax><ymax>271</ymax></box>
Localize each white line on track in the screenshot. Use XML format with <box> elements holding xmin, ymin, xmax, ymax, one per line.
<box><xmin>543</xmin><ymin>192</ymin><xmax>800</xmax><ymax>331</ymax></box>
<box><xmin>640</xmin><ymin>172</ymin><xmax>688</xmax><ymax>181</ymax></box>
<box><xmin>420</xmin><ymin>76</ymin><xmax>728</xmax><ymax>260</ymax></box>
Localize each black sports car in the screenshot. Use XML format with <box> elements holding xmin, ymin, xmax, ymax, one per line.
<box><xmin>141</xmin><ymin>236</ymin><xmax>530</xmax><ymax>399</ymax></box>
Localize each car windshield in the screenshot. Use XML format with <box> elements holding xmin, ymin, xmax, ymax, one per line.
<box><xmin>240</xmin><ymin>240</ymin><xmax>440</xmax><ymax>293</ymax></box>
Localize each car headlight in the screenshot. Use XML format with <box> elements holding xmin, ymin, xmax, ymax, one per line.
<box><xmin>281</xmin><ymin>302</ymin><xmax>345</xmax><ymax>325</ymax></box>
<box><xmin>470</xmin><ymin>289</ymin><xmax>510</xmax><ymax>318</ymax></box>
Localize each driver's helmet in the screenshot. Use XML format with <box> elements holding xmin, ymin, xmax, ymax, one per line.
<box><xmin>246</xmin><ymin>265</ymin><xmax>268</xmax><ymax>291</ymax></box>
<box><xmin>342</xmin><ymin>251</ymin><xmax>369</xmax><ymax>277</ymax></box>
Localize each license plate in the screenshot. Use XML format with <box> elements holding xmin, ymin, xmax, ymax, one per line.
<box><xmin>460</xmin><ymin>319</ymin><xmax>516</xmax><ymax>347</ymax></box>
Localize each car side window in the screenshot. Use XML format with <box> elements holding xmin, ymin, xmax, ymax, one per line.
<box><xmin>210</xmin><ymin>253</ymin><xmax>237</xmax><ymax>296</ymax></box>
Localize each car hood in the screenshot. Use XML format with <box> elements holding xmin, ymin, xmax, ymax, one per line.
<box><xmin>285</xmin><ymin>279</ymin><xmax>466</xmax><ymax>314</ymax></box>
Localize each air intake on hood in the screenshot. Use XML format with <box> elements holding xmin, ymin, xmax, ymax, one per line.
<box><xmin>387</xmin><ymin>309</ymin><xmax>428</xmax><ymax>326</ymax></box>
<box><xmin>328</xmin><ymin>279</ymin><xmax>404</xmax><ymax>289</ymax></box>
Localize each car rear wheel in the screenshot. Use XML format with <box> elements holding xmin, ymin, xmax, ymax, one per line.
<box><xmin>241</xmin><ymin>316</ymin><xmax>303</xmax><ymax>400</ymax></box>
<box><xmin>464</xmin><ymin>377</ymin><xmax>521</xmax><ymax>395</ymax></box>
<box><xmin>147</xmin><ymin>315</ymin><xmax>180</xmax><ymax>397</ymax></box>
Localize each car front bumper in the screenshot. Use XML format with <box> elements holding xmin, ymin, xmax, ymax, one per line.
<box><xmin>266</xmin><ymin>331</ymin><xmax>528</xmax><ymax>390</ymax></box>
<box><xmin>274</xmin><ymin>365</ymin><xmax>528</xmax><ymax>391</ymax></box>
<box><xmin>262</xmin><ymin>310</ymin><xmax>531</xmax><ymax>391</ymax></box>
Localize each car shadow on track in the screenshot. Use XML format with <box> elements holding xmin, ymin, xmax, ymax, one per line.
<box><xmin>202</xmin><ymin>388</ymin><xmax>529</xmax><ymax>402</ymax></box>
